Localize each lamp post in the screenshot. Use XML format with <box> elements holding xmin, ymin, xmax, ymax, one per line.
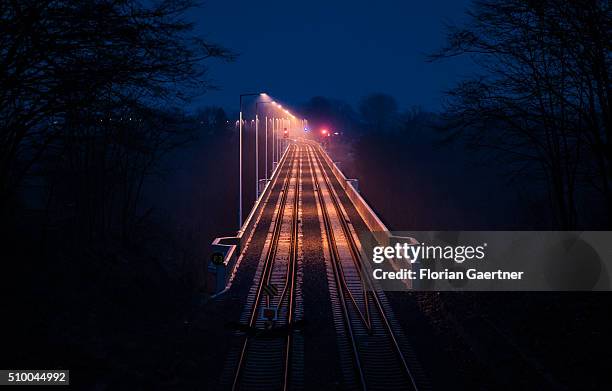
<box><xmin>272</xmin><ymin>117</ymin><xmax>276</xmax><ymax>170</ymax></box>
<box><xmin>265</xmin><ymin>115</ymin><xmax>268</xmax><ymax>179</ymax></box>
<box><xmin>274</xmin><ymin>105</ymin><xmax>281</xmax><ymax>165</ymax></box>
<box><xmin>278</xmin><ymin>118</ymin><xmax>282</xmax><ymax>160</ymax></box>
<box><xmin>239</xmin><ymin>92</ymin><xmax>264</xmax><ymax>229</ymax></box>
<box><xmin>281</xmin><ymin>117</ymin><xmax>286</xmax><ymax>157</ymax></box>
<box><xmin>272</xmin><ymin>104</ymin><xmax>281</xmax><ymax>170</ymax></box>
<box><xmin>256</xmin><ymin>100</ymin><xmax>274</xmax><ymax>187</ymax></box>
<box><xmin>274</xmin><ymin>117</ymin><xmax>278</xmax><ymax>166</ymax></box>
<box><xmin>255</xmin><ymin>112</ymin><xmax>258</xmax><ymax>197</ymax></box>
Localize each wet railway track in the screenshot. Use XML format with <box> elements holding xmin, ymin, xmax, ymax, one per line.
<box><xmin>225</xmin><ymin>141</ymin><xmax>420</xmax><ymax>390</ymax></box>
<box><xmin>231</xmin><ymin>144</ymin><xmax>303</xmax><ymax>391</ymax></box>
<box><xmin>306</xmin><ymin>144</ymin><xmax>418</xmax><ymax>391</ymax></box>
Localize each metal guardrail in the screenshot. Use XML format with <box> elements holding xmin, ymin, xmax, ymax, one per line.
<box><xmin>307</xmin><ymin>141</ymin><xmax>417</xmax><ymax>290</ymax></box>
<box><xmin>208</xmin><ymin>146</ymin><xmax>293</xmax><ymax>295</ymax></box>
<box><xmin>308</xmin><ymin>141</ymin><xmax>392</xmax><ymax>244</ymax></box>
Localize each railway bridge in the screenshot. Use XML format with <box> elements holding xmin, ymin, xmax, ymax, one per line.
<box><xmin>209</xmin><ymin>140</ymin><xmax>426</xmax><ymax>390</ymax></box>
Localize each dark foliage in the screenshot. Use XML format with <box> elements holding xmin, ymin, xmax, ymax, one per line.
<box><xmin>0</xmin><ymin>0</ymin><xmax>233</xmax><ymax>234</ymax></box>
<box><xmin>302</xmin><ymin>96</ymin><xmax>360</xmax><ymax>135</ymax></box>
<box><xmin>430</xmin><ymin>0</ymin><xmax>612</xmax><ymax>228</ymax></box>
<box><xmin>1</xmin><ymin>2</ymin><xmax>236</xmax><ymax>386</ymax></box>
<box><xmin>359</xmin><ymin>93</ymin><xmax>401</xmax><ymax>133</ymax></box>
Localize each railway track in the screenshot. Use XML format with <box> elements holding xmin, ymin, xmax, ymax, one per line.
<box><xmin>230</xmin><ymin>144</ymin><xmax>303</xmax><ymax>391</ymax></box>
<box><xmin>224</xmin><ymin>141</ymin><xmax>421</xmax><ymax>390</ymax></box>
<box><xmin>306</xmin><ymin>144</ymin><xmax>418</xmax><ymax>391</ymax></box>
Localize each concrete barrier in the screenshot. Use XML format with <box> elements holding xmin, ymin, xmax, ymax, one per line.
<box><xmin>209</xmin><ymin>236</ymin><xmax>239</xmax><ymax>293</ymax></box>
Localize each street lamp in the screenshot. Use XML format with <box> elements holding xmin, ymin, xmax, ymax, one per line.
<box><xmin>274</xmin><ymin>117</ymin><xmax>279</xmax><ymax>167</ymax></box>
<box><xmin>271</xmin><ymin>102</ymin><xmax>283</xmax><ymax>170</ymax></box>
<box><xmin>272</xmin><ymin>103</ymin><xmax>281</xmax><ymax>165</ymax></box>
<box><xmin>256</xmin><ymin>100</ymin><xmax>275</xmax><ymax>184</ymax></box>
<box><xmin>239</xmin><ymin>92</ymin><xmax>265</xmax><ymax>229</ymax></box>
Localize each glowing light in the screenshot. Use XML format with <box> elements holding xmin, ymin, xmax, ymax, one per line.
<box><xmin>322</xmin><ymin>129</ymin><xmax>328</xmax><ymax>135</ymax></box>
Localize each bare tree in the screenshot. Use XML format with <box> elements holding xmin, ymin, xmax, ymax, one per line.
<box><xmin>195</xmin><ymin>106</ymin><xmax>230</xmax><ymax>135</ymax></box>
<box><xmin>431</xmin><ymin>0</ymin><xmax>611</xmax><ymax>228</ymax></box>
<box><xmin>0</xmin><ymin>0</ymin><xmax>234</xmax><ymax>223</ymax></box>
<box><xmin>359</xmin><ymin>93</ymin><xmax>401</xmax><ymax>133</ymax></box>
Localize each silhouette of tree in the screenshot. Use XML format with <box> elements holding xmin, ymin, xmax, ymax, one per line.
<box><xmin>359</xmin><ymin>93</ymin><xmax>401</xmax><ymax>133</ymax></box>
<box><xmin>302</xmin><ymin>96</ymin><xmax>359</xmax><ymax>135</ymax></box>
<box><xmin>195</xmin><ymin>106</ymin><xmax>230</xmax><ymax>135</ymax></box>
<box><xmin>431</xmin><ymin>0</ymin><xmax>611</xmax><ymax>228</ymax></box>
<box><xmin>0</xmin><ymin>0</ymin><xmax>234</xmax><ymax>225</ymax></box>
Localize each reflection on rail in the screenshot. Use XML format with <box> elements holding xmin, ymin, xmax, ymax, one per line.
<box><xmin>223</xmin><ymin>141</ymin><xmax>420</xmax><ymax>391</ymax></box>
<box><xmin>308</xmin><ymin>144</ymin><xmax>417</xmax><ymax>391</ymax></box>
<box><xmin>232</xmin><ymin>145</ymin><xmax>302</xmax><ymax>390</ymax></box>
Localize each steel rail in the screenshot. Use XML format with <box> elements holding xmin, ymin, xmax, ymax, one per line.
<box><xmin>310</xmin><ymin>144</ymin><xmax>418</xmax><ymax>391</ymax></box>
<box><xmin>281</xmin><ymin>145</ymin><xmax>301</xmax><ymax>391</ymax></box>
<box><xmin>232</xmin><ymin>145</ymin><xmax>299</xmax><ymax>390</ymax></box>
<box><xmin>307</xmin><ymin>146</ymin><xmax>371</xmax><ymax>329</ymax></box>
<box><xmin>306</xmin><ymin>146</ymin><xmax>367</xmax><ymax>390</ymax></box>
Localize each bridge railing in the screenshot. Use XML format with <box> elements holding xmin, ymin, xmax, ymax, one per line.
<box><xmin>308</xmin><ymin>141</ymin><xmax>417</xmax><ymax>289</ymax></box>
<box><xmin>308</xmin><ymin>141</ymin><xmax>392</xmax><ymax>244</ymax></box>
<box><xmin>207</xmin><ymin>145</ymin><xmax>292</xmax><ymax>295</ymax></box>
